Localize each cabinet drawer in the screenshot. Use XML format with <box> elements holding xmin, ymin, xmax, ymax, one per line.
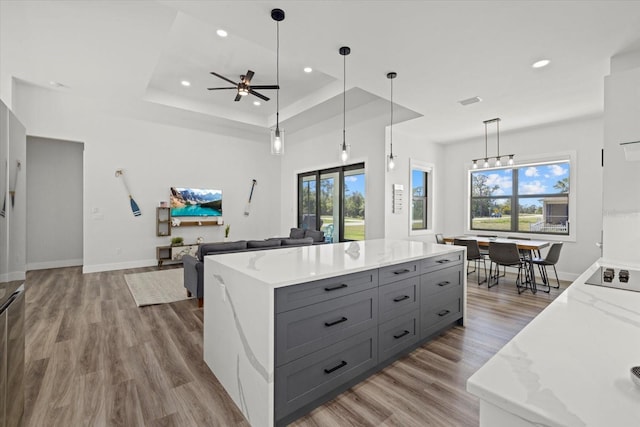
<box><xmin>378</xmin><ymin>310</ymin><xmax>419</xmax><ymax>363</ymax></box>
<box><xmin>420</xmin><ymin>288</ymin><xmax>462</xmax><ymax>339</ymax></box>
<box><xmin>420</xmin><ymin>265</ymin><xmax>462</xmax><ymax>297</ymax></box>
<box><xmin>379</xmin><ymin>260</ymin><xmax>420</xmax><ymax>285</ymax></box>
<box><xmin>421</xmin><ymin>252</ymin><xmax>463</xmax><ymax>273</ymax></box>
<box><xmin>275</xmin><ymin>269</ymin><xmax>378</xmax><ymax>313</ymax></box>
<box><xmin>275</xmin><ymin>329</ymin><xmax>377</xmax><ymax>421</ymax></box>
<box><xmin>379</xmin><ymin>276</ymin><xmax>419</xmax><ymax>323</ymax></box>
<box><xmin>276</xmin><ymin>288</ymin><xmax>378</xmax><ymax>366</ymax></box>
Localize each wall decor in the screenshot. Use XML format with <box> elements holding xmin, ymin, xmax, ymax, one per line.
<box><xmin>244</xmin><ymin>179</ymin><xmax>257</xmax><ymax>216</ymax></box>
<box><xmin>115</xmin><ymin>168</ymin><xmax>141</xmax><ymax>217</ymax></box>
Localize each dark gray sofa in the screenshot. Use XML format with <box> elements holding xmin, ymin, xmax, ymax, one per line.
<box><xmin>183</xmin><ymin>233</ymin><xmax>319</xmax><ymax>307</ymax></box>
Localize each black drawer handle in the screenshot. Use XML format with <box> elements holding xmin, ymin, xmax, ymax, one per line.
<box><xmin>393</xmin><ymin>268</ymin><xmax>411</xmax><ymax>275</ymax></box>
<box><xmin>436</xmin><ymin>259</ymin><xmax>451</xmax><ymax>264</ymax></box>
<box><xmin>393</xmin><ymin>295</ymin><xmax>410</xmax><ymax>302</ymax></box>
<box><xmin>437</xmin><ymin>309</ymin><xmax>451</xmax><ymax>317</ymax></box>
<box><xmin>393</xmin><ymin>330</ymin><xmax>410</xmax><ymax>339</ymax></box>
<box><xmin>324</xmin><ymin>360</ymin><xmax>348</xmax><ymax>374</ymax></box>
<box><xmin>437</xmin><ymin>281</ymin><xmax>451</xmax><ymax>287</ymax></box>
<box><xmin>324</xmin><ymin>316</ymin><xmax>348</xmax><ymax>327</ymax></box>
<box><xmin>324</xmin><ymin>283</ymin><xmax>348</xmax><ymax>292</ymax></box>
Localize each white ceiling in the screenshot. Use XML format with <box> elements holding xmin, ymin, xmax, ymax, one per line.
<box><xmin>2</xmin><ymin>1</ymin><xmax>640</xmax><ymax>143</ymax></box>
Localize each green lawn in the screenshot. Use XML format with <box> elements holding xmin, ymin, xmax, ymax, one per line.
<box><xmin>471</xmin><ymin>214</ymin><xmax>541</xmax><ymax>231</ymax></box>
<box><xmin>320</xmin><ymin>216</ymin><xmax>365</xmax><ymax>240</ymax></box>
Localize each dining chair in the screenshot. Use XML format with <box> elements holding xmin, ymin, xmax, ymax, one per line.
<box><xmin>488</xmin><ymin>241</ymin><xmax>530</xmax><ymax>293</ymax></box>
<box><xmin>530</xmin><ymin>242</ymin><xmax>563</xmax><ymax>291</ymax></box>
<box><xmin>454</xmin><ymin>238</ymin><xmax>486</xmax><ymax>284</ymax></box>
<box><xmin>435</xmin><ymin>233</ymin><xmax>445</xmax><ymax>244</ymax></box>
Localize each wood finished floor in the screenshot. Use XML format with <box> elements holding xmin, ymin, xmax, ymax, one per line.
<box><xmin>24</xmin><ymin>265</ymin><xmax>568</xmax><ymax>426</ymax></box>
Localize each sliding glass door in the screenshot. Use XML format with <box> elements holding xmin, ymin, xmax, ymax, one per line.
<box><xmin>298</xmin><ymin>163</ymin><xmax>365</xmax><ymax>242</ymax></box>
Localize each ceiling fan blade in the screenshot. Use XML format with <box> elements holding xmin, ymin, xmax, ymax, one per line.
<box><xmin>244</xmin><ymin>70</ymin><xmax>255</xmax><ymax>84</ymax></box>
<box><xmin>210</xmin><ymin>71</ymin><xmax>238</xmax><ymax>86</ymax></box>
<box><xmin>250</xmin><ymin>85</ymin><xmax>279</xmax><ymax>90</ymax></box>
<box><xmin>207</xmin><ymin>87</ymin><xmax>237</xmax><ymax>90</ymax></box>
<box><xmin>234</xmin><ymin>93</ymin><xmax>243</xmax><ymax>102</ymax></box>
<box><xmin>249</xmin><ymin>90</ymin><xmax>270</xmax><ymax>101</ymax></box>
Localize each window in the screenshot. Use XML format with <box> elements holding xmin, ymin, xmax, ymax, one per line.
<box><xmin>410</xmin><ymin>160</ymin><xmax>434</xmax><ymax>233</ymax></box>
<box><xmin>470</xmin><ymin>161</ymin><xmax>570</xmax><ymax>235</ymax></box>
<box><xmin>298</xmin><ymin>163</ymin><xmax>365</xmax><ymax>242</ymax></box>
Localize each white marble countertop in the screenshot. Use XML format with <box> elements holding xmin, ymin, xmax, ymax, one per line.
<box><xmin>467</xmin><ymin>258</ymin><xmax>640</xmax><ymax>426</ymax></box>
<box><xmin>205</xmin><ymin>238</ymin><xmax>463</xmax><ymax>289</ymax></box>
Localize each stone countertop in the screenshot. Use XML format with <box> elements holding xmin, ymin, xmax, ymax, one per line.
<box><xmin>205</xmin><ymin>238</ymin><xmax>463</xmax><ymax>289</ymax></box>
<box><xmin>467</xmin><ymin>258</ymin><xmax>640</xmax><ymax>426</ymax></box>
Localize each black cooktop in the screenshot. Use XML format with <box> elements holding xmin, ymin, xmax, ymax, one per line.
<box><xmin>584</xmin><ymin>267</ymin><xmax>640</xmax><ymax>293</ymax></box>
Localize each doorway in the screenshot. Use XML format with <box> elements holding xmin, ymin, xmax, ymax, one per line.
<box><xmin>26</xmin><ymin>136</ymin><xmax>83</xmax><ymax>270</ymax></box>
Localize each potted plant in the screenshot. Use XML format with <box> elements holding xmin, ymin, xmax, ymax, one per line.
<box><xmin>224</xmin><ymin>224</ymin><xmax>231</xmax><ymax>241</ymax></box>
<box><xmin>170</xmin><ymin>236</ymin><xmax>184</xmax><ymax>246</ymax></box>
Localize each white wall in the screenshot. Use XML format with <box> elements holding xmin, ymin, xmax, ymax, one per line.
<box><xmin>440</xmin><ymin>116</ymin><xmax>604</xmax><ymax>279</ymax></box>
<box><xmin>14</xmin><ymin>82</ymin><xmax>282</xmax><ymax>273</ymax></box>
<box><xmin>384</xmin><ymin>130</ymin><xmax>444</xmax><ymax>242</ymax></box>
<box><xmin>26</xmin><ymin>136</ymin><xmax>84</xmax><ymax>270</ymax></box>
<box><xmin>280</xmin><ymin>111</ymin><xmax>387</xmax><ymax>239</ymax></box>
<box><xmin>603</xmin><ymin>47</ymin><xmax>640</xmax><ymax>264</ymax></box>
<box><xmin>6</xmin><ymin>102</ymin><xmax>26</xmax><ymax>281</ymax></box>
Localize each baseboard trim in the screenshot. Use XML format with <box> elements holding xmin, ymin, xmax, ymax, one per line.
<box><xmin>27</xmin><ymin>259</ymin><xmax>83</xmax><ymax>271</ymax></box>
<box><xmin>82</xmin><ymin>258</ymin><xmax>159</xmax><ymax>274</ymax></box>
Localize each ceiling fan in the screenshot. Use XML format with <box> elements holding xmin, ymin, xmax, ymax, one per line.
<box><xmin>208</xmin><ymin>70</ymin><xmax>279</xmax><ymax>102</ymax></box>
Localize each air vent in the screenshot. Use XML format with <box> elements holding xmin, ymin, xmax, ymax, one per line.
<box><xmin>459</xmin><ymin>96</ymin><xmax>482</xmax><ymax>106</ymax></box>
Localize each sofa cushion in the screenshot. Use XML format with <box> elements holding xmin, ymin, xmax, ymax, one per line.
<box><xmin>198</xmin><ymin>241</ymin><xmax>248</xmax><ymax>259</ymax></box>
<box><xmin>247</xmin><ymin>239</ymin><xmax>282</xmax><ymax>249</ymax></box>
<box><xmin>289</xmin><ymin>227</ymin><xmax>305</xmax><ymax>239</ymax></box>
<box><xmin>304</xmin><ymin>229</ymin><xmax>325</xmax><ymax>243</ymax></box>
<box><xmin>281</xmin><ymin>237</ymin><xmax>314</xmax><ymax>246</ymax></box>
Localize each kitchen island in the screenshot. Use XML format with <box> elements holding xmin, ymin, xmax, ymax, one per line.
<box><xmin>203</xmin><ymin>238</ymin><xmax>466</xmax><ymax>427</ymax></box>
<box><xmin>467</xmin><ymin>259</ymin><xmax>640</xmax><ymax>426</ymax></box>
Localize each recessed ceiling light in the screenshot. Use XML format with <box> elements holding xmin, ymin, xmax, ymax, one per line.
<box><xmin>303</xmin><ymin>67</ymin><xmax>312</xmax><ymax>73</ymax></box>
<box><xmin>458</xmin><ymin>96</ymin><xmax>482</xmax><ymax>106</ymax></box>
<box><xmin>181</xmin><ymin>80</ymin><xmax>191</xmax><ymax>87</ymax></box>
<box><xmin>532</xmin><ymin>59</ymin><xmax>550</xmax><ymax>69</ymax></box>
<box><xmin>216</xmin><ymin>29</ymin><xmax>228</xmax><ymax>38</ymax></box>
<box><xmin>253</xmin><ymin>101</ymin><xmax>261</xmax><ymax>106</ymax></box>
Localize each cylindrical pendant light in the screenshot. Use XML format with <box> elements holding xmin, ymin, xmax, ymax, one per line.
<box><xmin>339</xmin><ymin>46</ymin><xmax>351</xmax><ymax>164</ymax></box>
<box><xmin>387</xmin><ymin>72</ymin><xmax>397</xmax><ymax>171</ymax></box>
<box><xmin>270</xmin><ymin>8</ymin><xmax>285</xmax><ymax>155</ymax></box>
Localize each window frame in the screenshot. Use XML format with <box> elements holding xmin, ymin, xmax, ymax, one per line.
<box><xmin>466</xmin><ymin>153</ymin><xmax>576</xmax><ymax>241</ymax></box>
<box><xmin>409</xmin><ymin>159</ymin><xmax>435</xmax><ymax>236</ymax></box>
<box><xmin>297</xmin><ymin>162</ymin><xmax>365</xmax><ymax>242</ymax></box>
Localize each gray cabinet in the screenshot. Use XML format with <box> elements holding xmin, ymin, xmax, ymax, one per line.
<box><xmin>274</xmin><ymin>251</ymin><xmax>464</xmax><ymax>426</ymax></box>
<box><xmin>275</xmin><ymin>287</ymin><xmax>378</xmax><ymax>366</ymax></box>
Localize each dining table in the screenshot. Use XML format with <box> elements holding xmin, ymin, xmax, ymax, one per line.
<box><xmin>443</xmin><ymin>236</ymin><xmax>550</xmax><ymax>293</ymax></box>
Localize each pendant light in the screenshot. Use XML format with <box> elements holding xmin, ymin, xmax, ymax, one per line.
<box><xmin>270</xmin><ymin>8</ymin><xmax>285</xmax><ymax>155</ymax></box>
<box><xmin>339</xmin><ymin>46</ymin><xmax>351</xmax><ymax>164</ymax></box>
<box><xmin>471</xmin><ymin>118</ymin><xmax>514</xmax><ymax>169</ymax></box>
<box><xmin>387</xmin><ymin>72</ymin><xmax>397</xmax><ymax>171</ymax></box>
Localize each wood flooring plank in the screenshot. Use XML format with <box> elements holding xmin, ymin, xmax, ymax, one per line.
<box><xmin>23</xmin><ymin>266</ymin><xmax>569</xmax><ymax>427</ymax></box>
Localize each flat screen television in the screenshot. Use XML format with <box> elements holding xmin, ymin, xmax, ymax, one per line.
<box><xmin>170</xmin><ymin>187</ymin><xmax>222</xmax><ymax>217</ymax></box>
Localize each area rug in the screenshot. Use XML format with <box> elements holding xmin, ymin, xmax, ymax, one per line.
<box><xmin>124</xmin><ymin>268</ymin><xmax>191</xmax><ymax>307</ymax></box>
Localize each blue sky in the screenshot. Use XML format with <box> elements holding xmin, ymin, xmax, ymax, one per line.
<box><xmin>475</xmin><ymin>162</ymin><xmax>569</xmax><ymax>196</ymax></box>
<box><xmin>344</xmin><ymin>173</ymin><xmax>365</xmax><ymax>195</ymax></box>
